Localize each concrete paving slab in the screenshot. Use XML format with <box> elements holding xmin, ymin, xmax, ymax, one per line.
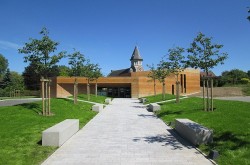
<box><xmin>42</xmin><ymin>98</ymin><xmax>214</xmax><ymax>165</ymax></box>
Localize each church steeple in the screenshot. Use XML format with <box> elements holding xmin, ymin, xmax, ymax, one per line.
<box><xmin>130</xmin><ymin>46</ymin><xmax>144</xmax><ymax>72</ymax></box>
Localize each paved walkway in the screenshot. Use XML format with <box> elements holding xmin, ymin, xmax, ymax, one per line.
<box><xmin>42</xmin><ymin>98</ymin><xmax>214</xmax><ymax>165</ymax></box>
<box><xmin>0</xmin><ymin>98</ymin><xmax>42</xmax><ymax>107</ymax></box>
<box><xmin>214</xmin><ymin>96</ymin><xmax>250</xmax><ymax>102</ymax></box>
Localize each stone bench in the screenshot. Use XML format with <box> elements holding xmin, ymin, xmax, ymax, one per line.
<box><xmin>105</xmin><ymin>98</ymin><xmax>112</xmax><ymax>104</ymax></box>
<box><xmin>175</xmin><ymin>119</ymin><xmax>213</xmax><ymax>145</ymax></box>
<box><xmin>148</xmin><ymin>103</ymin><xmax>161</xmax><ymax>112</ymax></box>
<box><xmin>92</xmin><ymin>104</ymin><xmax>103</xmax><ymax>112</ymax></box>
<box><xmin>42</xmin><ymin>119</ymin><xmax>79</xmax><ymax>147</ymax></box>
<box><xmin>139</xmin><ymin>98</ymin><xmax>147</xmax><ymax>103</ymax></box>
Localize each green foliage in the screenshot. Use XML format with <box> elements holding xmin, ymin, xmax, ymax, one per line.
<box><xmin>0</xmin><ymin>54</ymin><xmax>8</xmax><ymax>77</ymax></box>
<box><xmin>161</xmin><ymin>47</ymin><xmax>186</xmax><ymax>103</ymax></box>
<box><xmin>187</xmin><ymin>32</ymin><xmax>228</xmax><ymax>75</ymax></box>
<box><xmin>162</xmin><ymin>47</ymin><xmax>186</xmax><ymax>76</ymax></box>
<box><xmin>221</xmin><ymin>69</ymin><xmax>248</xmax><ymax>85</ymax></box>
<box><xmin>18</xmin><ymin>27</ymin><xmax>65</xmax><ymax>78</ymax></box>
<box><xmin>0</xmin><ymin>98</ymin><xmax>96</xmax><ymax>165</ymax></box>
<box><xmin>147</xmin><ymin>64</ymin><xmax>158</xmax><ymax>96</ymax></box>
<box><xmin>84</xmin><ymin>62</ymin><xmax>102</xmax><ymax>81</ymax></box>
<box><xmin>242</xmin><ymin>84</ymin><xmax>250</xmax><ymax>96</ymax></box>
<box><xmin>68</xmin><ymin>50</ymin><xmax>86</xmax><ymax>77</ymax></box>
<box><xmin>156</xmin><ymin>97</ymin><xmax>250</xmax><ymax>165</ymax></box>
<box><xmin>0</xmin><ymin>70</ymin><xmax>24</xmax><ymax>97</ymax></box>
<box><xmin>57</xmin><ymin>65</ymin><xmax>70</xmax><ymax>76</ymax></box>
<box><xmin>2</xmin><ymin>68</ymin><xmax>11</xmax><ymax>88</ymax></box>
<box><xmin>240</xmin><ymin>78</ymin><xmax>250</xmax><ymax>84</ymax></box>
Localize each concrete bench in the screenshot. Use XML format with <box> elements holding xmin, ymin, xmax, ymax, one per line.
<box><xmin>175</xmin><ymin>119</ymin><xmax>213</xmax><ymax>145</ymax></box>
<box><xmin>42</xmin><ymin>119</ymin><xmax>79</xmax><ymax>147</ymax></box>
<box><xmin>92</xmin><ymin>104</ymin><xmax>103</xmax><ymax>112</ymax></box>
<box><xmin>139</xmin><ymin>98</ymin><xmax>147</xmax><ymax>103</ymax></box>
<box><xmin>105</xmin><ymin>98</ymin><xmax>112</xmax><ymax>104</ymax></box>
<box><xmin>148</xmin><ymin>103</ymin><xmax>161</xmax><ymax>112</ymax></box>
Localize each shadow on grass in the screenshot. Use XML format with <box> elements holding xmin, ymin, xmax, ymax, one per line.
<box><xmin>157</xmin><ymin>110</ymin><xmax>183</xmax><ymax>118</ymax></box>
<box><xmin>208</xmin><ymin>131</ymin><xmax>250</xmax><ymax>151</ymax></box>
<box><xmin>18</xmin><ymin>103</ymin><xmax>42</xmax><ymax>114</ymax></box>
<box><xmin>133</xmin><ymin>129</ymin><xmax>195</xmax><ymax>150</ymax></box>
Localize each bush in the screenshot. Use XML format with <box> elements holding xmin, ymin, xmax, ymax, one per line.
<box><xmin>240</xmin><ymin>78</ymin><xmax>250</xmax><ymax>84</ymax></box>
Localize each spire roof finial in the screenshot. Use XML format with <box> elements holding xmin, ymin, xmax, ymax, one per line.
<box><xmin>130</xmin><ymin>46</ymin><xmax>143</xmax><ymax>61</ymax></box>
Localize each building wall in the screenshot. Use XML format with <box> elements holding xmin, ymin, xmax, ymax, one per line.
<box><xmin>50</xmin><ymin>68</ymin><xmax>200</xmax><ymax>98</ymax></box>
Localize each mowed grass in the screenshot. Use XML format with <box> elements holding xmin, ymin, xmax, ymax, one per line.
<box><xmin>70</xmin><ymin>93</ymin><xmax>108</xmax><ymax>104</ymax></box>
<box><xmin>142</xmin><ymin>93</ymin><xmax>176</xmax><ymax>104</ymax></box>
<box><xmin>155</xmin><ymin>97</ymin><xmax>250</xmax><ymax>165</ymax></box>
<box><xmin>0</xmin><ymin>99</ymin><xmax>97</xmax><ymax>165</ymax></box>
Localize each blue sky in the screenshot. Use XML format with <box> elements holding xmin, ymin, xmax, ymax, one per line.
<box><xmin>0</xmin><ymin>0</ymin><xmax>249</xmax><ymax>76</ymax></box>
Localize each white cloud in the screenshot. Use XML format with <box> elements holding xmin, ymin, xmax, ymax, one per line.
<box><xmin>0</xmin><ymin>40</ymin><xmax>21</xmax><ymax>50</ymax></box>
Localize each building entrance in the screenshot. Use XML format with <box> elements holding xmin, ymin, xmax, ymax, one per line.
<box><xmin>98</xmin><ymin>87</ymin><xmax>131</xmax><ymax>98</ymax></box>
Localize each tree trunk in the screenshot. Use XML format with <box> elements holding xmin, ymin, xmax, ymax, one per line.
<box><xmin>203</xmin><ymin>79</ymin><xmax>206</xmax><ymax>111</ymax></box>
<box><xmin>41</xmin><ymin>77</ymin><xmax>45</xmax><ymax>115</ymax></box>
<box><xmin>48</xmin><ymin>79</ymin><xmax>51</xmax><ymax>116</ymax></box>
<box><xmin>162</xmin><ymin>81</ymin><xmax>166</xmax><ymax>100</ymax></box>
<box><xmin>45</xmin><ymin>80</ymin><xmax>48</xmax><ymax>116</ymax></box>
<box><xmin>87</xmin><ymin>79</ymin><xmax>90</xmax><ymax>101</ymax></box>
<box><xmin>176</xmin><ymin>81</ymin><xmax>180</xmax><ymax>103</ymax></box>
<box><xmin>154</xmin><ymin>79</ymin><xmax>156</xmax><ymax>96</ymax></box>
<box><xmin>206</xmin><ymin>79</ymin><xmax>210</xmax><ymax>111</ymax></box>
<box><xmin>95</xmin><ymin>81</ymin><xmax>98</xmax><ymax>97</ymax></box>
<box><xmin>74</xmin><ymin>78</ymin><xmax>78</xmax><ymax>104</ymax></box>
<box><xmin>211</xmin><ymin>78</ymin><xmax>213</xmax><ymax>111</ymax></box>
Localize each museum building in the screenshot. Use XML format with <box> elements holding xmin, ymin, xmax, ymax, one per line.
<box><xmin>50</xmin><ymin>46</ymin><xmax>200</xmax><ymax>98</ymax></box>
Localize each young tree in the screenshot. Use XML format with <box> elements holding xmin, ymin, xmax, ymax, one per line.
<box><xmin>162</xmin><ymin>47</ymin><xmax>186</xmax><ymax>103</ymax></box>
<box><xmin>68</xmin><ymin>50</ymin><xmax>86</xmax><ymax>104</ymax></box>
<box><xmin>91</xmin><ymin>65</ymin><xmax>102</xmax><ymax>97</ymax></box>
<box><xmin>147</xmin><ymin>64</ymin><xmax>158</xmax><ymax>96</ymax></box>
<box><xmin>187</xmin><ymin>32</ymin><xmax>228</xmax><ymax>111</ymax></box>
<box><xmin>19</xmin><ymin>27</ymin><xmax>65</xmax><ymax>78</ymax></box>
<box><xmin>156</xmin><ymin>62</ymin><xmax>170</xmax><ymax>100</ymax></box>
<box><xmin>84</xmin><ymin>62</ymin><xmax>102</xmax><ymax>100</ymax></box>
<box><xmin>19</xmin><ymin>27</ymin><xmax>65</xmax><ymax>116</ymax></box>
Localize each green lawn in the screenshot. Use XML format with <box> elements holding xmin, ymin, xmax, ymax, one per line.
<box><xmin>155</xmin><ymin>97</ymin><xmax>250</xmax><ymax>165</ymax></box>
<box><xmin>70</xmin><ymin>94</ymin><xmax>108</xmax><ymax>104</ymax></box>
<box><xmin>142</xmin><ymin>93</ymin><xmax>176</xmax><ymax>104</ymax></box>
<box><xmin>0</xmin><ymin>99</ymin><xmax>97</xmax><ymax>165</ymax></box>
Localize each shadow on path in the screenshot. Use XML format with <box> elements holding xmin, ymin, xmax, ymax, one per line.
<box><xmin>133</xmin><ymin>129</ymin><xmax>196</xmax><ymax>151</ymax></box>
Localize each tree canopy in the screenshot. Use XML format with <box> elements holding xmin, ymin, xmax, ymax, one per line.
<box><xmin>0</xmin><ymin>54</ymin><xmax>8</xmax><ymax>77</ymax></box>
<box><xmin>18</xmin><ymin>27</ymin><xmax>65</xmax><ymax>78</ymax></box>
<box><xmin>187</xmin><ymin>32</ymin><xmax>228</xmax><ymax>76</ymax></box>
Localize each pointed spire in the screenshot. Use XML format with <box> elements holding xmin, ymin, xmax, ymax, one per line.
<box><xmin>130</xmin><ymin>46</ymin><xmax>143</xmax><ymax>61</ymax></box>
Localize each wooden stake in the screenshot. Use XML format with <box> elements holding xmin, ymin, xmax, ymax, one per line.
<box><xmin>211</xmin><ymin>79</ymin><xmax>213</xmax><ymax>111</ymax></box>
<box><xmin>203</xmin><ymin>79</ymin><xmax>206</xmax><ymax>111</ymax></box>
<box><xmin>41</xmin><ymin>77</ymin><xmax>45</xmax><ymax>115</ymax></box>
<box><xmin>48</xmin><ymin>80</ymin><xmax>51</xmax><ymax>115</ymax></box>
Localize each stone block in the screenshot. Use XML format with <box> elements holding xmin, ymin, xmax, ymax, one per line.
<box><xmin>42</xmin><ymin>119</ymin><xmax>79</xmax><ymax>147</ymax></box>
<box><xmin>92</xmin><ymin>104</ymin><xmax>103</xmax><ymax>112</ymax></box>
<box><xmin>139</xmin><ymin>98</ymin><xmax>147</xmax><ymax>103</ymax></box>
<box><xmin>105</xmin><ymin>98</ymin><xmax>112</xmax><ymax>104</ymax></box>
<box><xmin>175</xmin><ymin>119</ymin><xmax>213</xmax><ymax>145</ymax></box>
<box><xmin>148</xmin><ymin>103</ymin><xmax>161</xmax><ymax>112</ymax></box>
